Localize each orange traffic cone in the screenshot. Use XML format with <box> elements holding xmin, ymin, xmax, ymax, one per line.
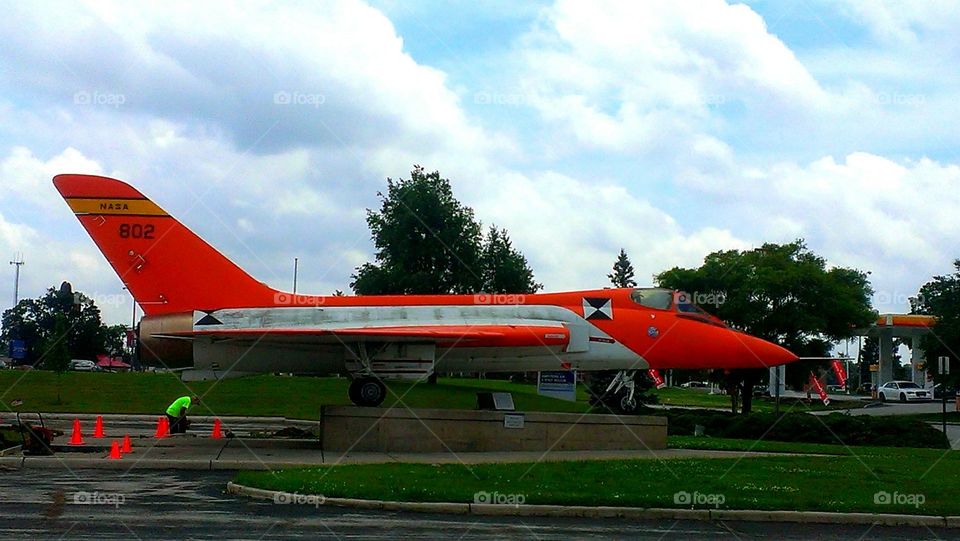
<box><xmin>94</xmin><ymin>415</ymin><xmax>105</xmax><ymax>438</ymax></box>
<box><xmin>108</xmin><ymin>440</ymin><xmax>122</xmax><ymax>459</ymax></box>
<box><xmin>121</xmin><ymin>434</ymin><xmax>133</xmax><ymax>454</ymax></box>
<box><xmin>154</xmin><ymin>416</ymin><xmax>169</xmax><ymax>438</ymax></box>
<box><xmin>211</xmin><ymin>418</ymin><xmax>223</xmax><ymax>439</ymax></box>
<box><xmin>68</xmin><ymin>419</ymin><xmax>85</xmax><ymax>446</ymax></box>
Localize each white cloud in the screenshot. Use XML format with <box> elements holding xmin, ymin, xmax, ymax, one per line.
<box><xmin>0</xmin><ymin>146</ymin><xmax>104</xmax><ymax>209</ymax></box>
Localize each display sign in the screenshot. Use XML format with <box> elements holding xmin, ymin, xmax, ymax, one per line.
<box><xmin>537</xmin><ymin>370</ymin><xmax>577</xmax><ymax>402</ymax></box>
<box><xmin>809</xmin><ymin>372</ymin><xmax>830</xmax><ymax>406</ymax></box>
<box><xmin>647</xmin><ymin>369</ymin><xmax>666</xmax><ymax>389</ymax></box>
<box><xmin>831</xmin><ymin>360</ymin><xmax>847</xmax><ymax>389</ymax></box>
<box><xmin>503</xmin><ymin>413</ymin><xmax>525</xmax><ymax>429</ymax></box>
<box><xmin>9</xmin><ymin>340</ymin><xmax>26</xmax><ymax>360</ymax></box>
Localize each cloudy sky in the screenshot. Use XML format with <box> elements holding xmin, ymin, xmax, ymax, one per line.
<box><xmin>0</xmin><ymin>0</ymin><xmax>957</xmax><ymax>328</ymax></box>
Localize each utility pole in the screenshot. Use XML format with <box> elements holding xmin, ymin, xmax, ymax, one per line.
<box><xmin>293</xmin><ymin>257</ymin><xmax>299</xmax><ymax>294</ymax></box>
<box><xmin>9</xmin><ymin>253</ymin><xmax>24</xmax><ymax>307</ymax></box>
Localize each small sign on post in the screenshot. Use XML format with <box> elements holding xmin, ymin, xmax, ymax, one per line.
<box><xmin>939</xmin><ymin>356</ymin><xmax>950</xmax><ymax>437</ymax></box>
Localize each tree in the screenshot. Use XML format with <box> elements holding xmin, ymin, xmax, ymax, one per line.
<box><xmin>44</xmin><ymin>314</ymin><xmax>72</xmax><ymax>404</ymax></box>
<box><xmin>608</xmin><ymin>248</ymin><xmax>637</xmax><ymax>288</ymax></box>
<box><xmin>479</xmin><ymin>226</ymin><xmax>542</xmax><ymax>294</ymax></box>
<box><xmin>351</xmin><ymin>166</ymin><xmax>541</xmax><ymax>296</ymax></box>
<box><xmin>1</xmin><ymin>283</ymin><xmax>116</xmax><ymax>365</ymax></box>
<box><xmin>351</xmin><ymin>166</ymin><xmax>484</xmax><ymax>295</ymax></box>
<box><xmin>656</xmin><ymin>240</ymin><xmax>876</xmax><ymax>413</ymax></box>
<box><xmin>858</xmin><ymin>336</ymin><xmax>879</xmax><ymax>388</ymax></box>
<box><xmin>915</xmin><ymin>260</ymin><xmax>960</xmax><ymax>386</ymax></box>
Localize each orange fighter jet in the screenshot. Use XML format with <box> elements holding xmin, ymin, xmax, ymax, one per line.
<box><xmin>54</xmin><ymin>174</ymin><xmax>797</xmax><ymax>407</ymax></box>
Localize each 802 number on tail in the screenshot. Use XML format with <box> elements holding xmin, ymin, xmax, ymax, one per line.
<box><xmin>119</xmin><ymin>223</ymin><xmax>155</xmax><ymax>239</ymax></box>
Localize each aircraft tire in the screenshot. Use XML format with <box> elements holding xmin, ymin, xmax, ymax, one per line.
<box><xmin>619</xmin><ymin>394</ymin><xmax>639</xmax><ymax>414</ymax></box>
<box><xmin>350</xmin><ymin>377</ymin><xmax>386</xmax><ymax>407</ymax></box>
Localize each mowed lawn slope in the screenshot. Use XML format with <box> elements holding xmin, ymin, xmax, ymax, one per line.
<box><xmin>236</xmin><ymin>446</ymin><xmax>960</xmax><ymax>516</ymax></box>
<box><xmin>0</xmin><ymin>371</ymin><xmax>593</xmax><ymax>418</ymax></box>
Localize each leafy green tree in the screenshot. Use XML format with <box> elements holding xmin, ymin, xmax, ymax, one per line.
<box><xmin>915</xmin><ymin>260</ymin><xmax>960</xmax><ymax>386</ymax></box>
<box><xmin>656</xmin><ymin>240</ymin><xmax>876</xmax><ymax>413</ymax></box>
<box><xmin>480</xmin><ymin>226</ymin><xmax>541</xmax><ymax>294</ymax></box>
<box><xmin>351</xmin><ymin>166</ymin><xmax>541</xmax><ymax>296</ymax></box>
<box><xmin>44</xmin><ymin>314</ymin><xmax>72</xmax><ymax>403</ymax></box>
<box><xmin>1</xmin><ymin>283</ymin><xmax>116</xmax><ymax>365</ymax></box>
<box><xmin>608</xmin><ymin>248</ymin><xmax>637</xmax><ymax>288</ymax></box>
<box><xmin>352</xmin><ymin>166</ymin><xmax>484</xmax><ymax>295</ymax></box>
<box><xmin>858</xmin><ymin>336</ymin><xmax>879</xmax><ymax>389</ymax></box>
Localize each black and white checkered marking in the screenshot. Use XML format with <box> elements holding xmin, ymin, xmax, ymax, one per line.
<box><xmin>582</xmin><ymin>297</ymin><xmax>613</xmax><ymax>320</ymax></box>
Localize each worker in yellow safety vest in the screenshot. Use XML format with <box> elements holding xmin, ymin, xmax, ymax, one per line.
<box><xmin>165</xmin><ymin>395</ymin><xmax>199</xmax><ymax>434</ymax></box>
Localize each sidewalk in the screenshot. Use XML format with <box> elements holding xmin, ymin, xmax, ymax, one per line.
<box><xmin>0</xmin><ymin>432</ymin><xmax>818</xmax><ymax>471</ymax></box>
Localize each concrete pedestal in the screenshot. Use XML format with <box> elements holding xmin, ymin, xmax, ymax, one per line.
<box><xmin>320</xmin><ymin>406</ymin><xmax>667</xmax><ymax>453</ymax></box>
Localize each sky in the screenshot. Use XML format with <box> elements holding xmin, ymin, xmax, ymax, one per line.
<box><xmin>0</xmin><ymin>0</ymin><xmax>958</xmax><ymax>331</ymax></box>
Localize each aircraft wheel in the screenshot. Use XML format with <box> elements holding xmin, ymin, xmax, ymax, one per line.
<box><xmin>900</xmin><ymin>393</ymin><xmax>907</xmax><ymax>403</ymax></box>
<box><xmin>350</xmin><ymin>377</ymin><xmax>386</xmax><ymax>407</ymax></box>
<box><xmin>619</xmin><ymin>394</ymin><xmax>639</xmax><ymax>414</ymax></box>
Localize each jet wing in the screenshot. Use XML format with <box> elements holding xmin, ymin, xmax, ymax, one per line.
<box><xmin>157</xmin><ymin>324</ymin><xmax>571</xmax><ymax>348</ymax></box>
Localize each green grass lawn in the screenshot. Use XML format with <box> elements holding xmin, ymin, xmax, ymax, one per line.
<box><xmin>236</xmin><ymin>447</ymin><xmax>960</xmax><ymax>515</ymax></box>
<box><xmin>0</xmin><ymin>370</ymin><xmax>868</xmax><ymax>418</ymax></box>
<box><xmin>0</xmin><ymin>371</ymin><xmax>594</xmax><ymax>418</ymax></box>
<box><xmin>656</xmin><ymin>387</ymin><xmax>864</xmax><ymax>413</ymax></box>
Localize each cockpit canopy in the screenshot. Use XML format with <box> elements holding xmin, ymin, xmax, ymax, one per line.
<box><xmin>630</xmin><ymin>288</ymin><xmax>726</xmax><ymax>326</ymax></box>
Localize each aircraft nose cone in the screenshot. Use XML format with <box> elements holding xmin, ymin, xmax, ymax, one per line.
<box><xmin>736</xmin><ymin>332</ymin><xmax>798</xmax><ymax>367</ymax></box>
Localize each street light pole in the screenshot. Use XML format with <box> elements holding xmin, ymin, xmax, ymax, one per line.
<box><xmin>9</xmin><ymin>253</ymin><xmax>24</xmax><ymax>307</ymax></box>
<box><xmin>293</xmin><ymin>257</ymin><xmax>299</xmax><ymax>294</ymax></box>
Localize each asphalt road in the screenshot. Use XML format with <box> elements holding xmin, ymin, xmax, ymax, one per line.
<box><xmin>0</xmin><ymin>468</ymin><xmax>957</xmax><ymax>540</ymax></box>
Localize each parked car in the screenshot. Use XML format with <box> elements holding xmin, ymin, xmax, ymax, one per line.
<box><xmin>680</xmin><ymin>381</ymin><xmax>709</xmax><ymax>388</ymax></box>
<box><xmin>933</xmin><ymin>384</ymin><xmax>958</xmax><ymax>399</ymax></box>
<box><xmin>877</xmin><ymin>381</ymin><xmax>929</xmax><ymax>402</ymax></box>
<box><xmin>857</xmin><ymin>382</ymin><xmax>873</xmax><ymax>395</ymax></box>
<box><xmin>68</xmin><ymin>359</ymin><xmax>99</xmax><ymax>372</ymax></box>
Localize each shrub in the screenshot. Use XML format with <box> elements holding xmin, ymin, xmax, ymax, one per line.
<box><xmin>664</xmin><ymin>410</ymin><xmax>948</xmax><ymax>449</ymax></box>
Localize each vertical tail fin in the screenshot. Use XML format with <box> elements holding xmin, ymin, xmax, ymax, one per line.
<box><xmin>53</xmin><ymin>174</ymin><xmax>279</xmax><ymax>316</ymax></box>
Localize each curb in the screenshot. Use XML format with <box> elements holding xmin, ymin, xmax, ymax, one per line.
<box><xmin>225</xmin><ymin>482</ymin><xmax>958</xmax><ymax>528</ymax></box>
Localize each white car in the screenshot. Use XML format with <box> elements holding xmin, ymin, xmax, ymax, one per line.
<box><xmin>877</xmin><ymin>381</ymin><xmax>929</xmax><ymax>402</ymax></box>
<box><xmin>68</xmin><ymin>359</ymin><xmax>99</xmax><ymax>372</ymax></box>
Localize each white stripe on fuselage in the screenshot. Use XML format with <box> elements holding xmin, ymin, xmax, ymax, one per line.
<box><xmin>191</xmin><ymin>304</ymin><xmax>646</xmax><ymax>374</ymax></box>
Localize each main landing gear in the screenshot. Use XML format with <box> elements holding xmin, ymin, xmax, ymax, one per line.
<box><xmin>348</xmin><ymin>376</ymin><xmax>387</xmax><ymax>407</ymax></box>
